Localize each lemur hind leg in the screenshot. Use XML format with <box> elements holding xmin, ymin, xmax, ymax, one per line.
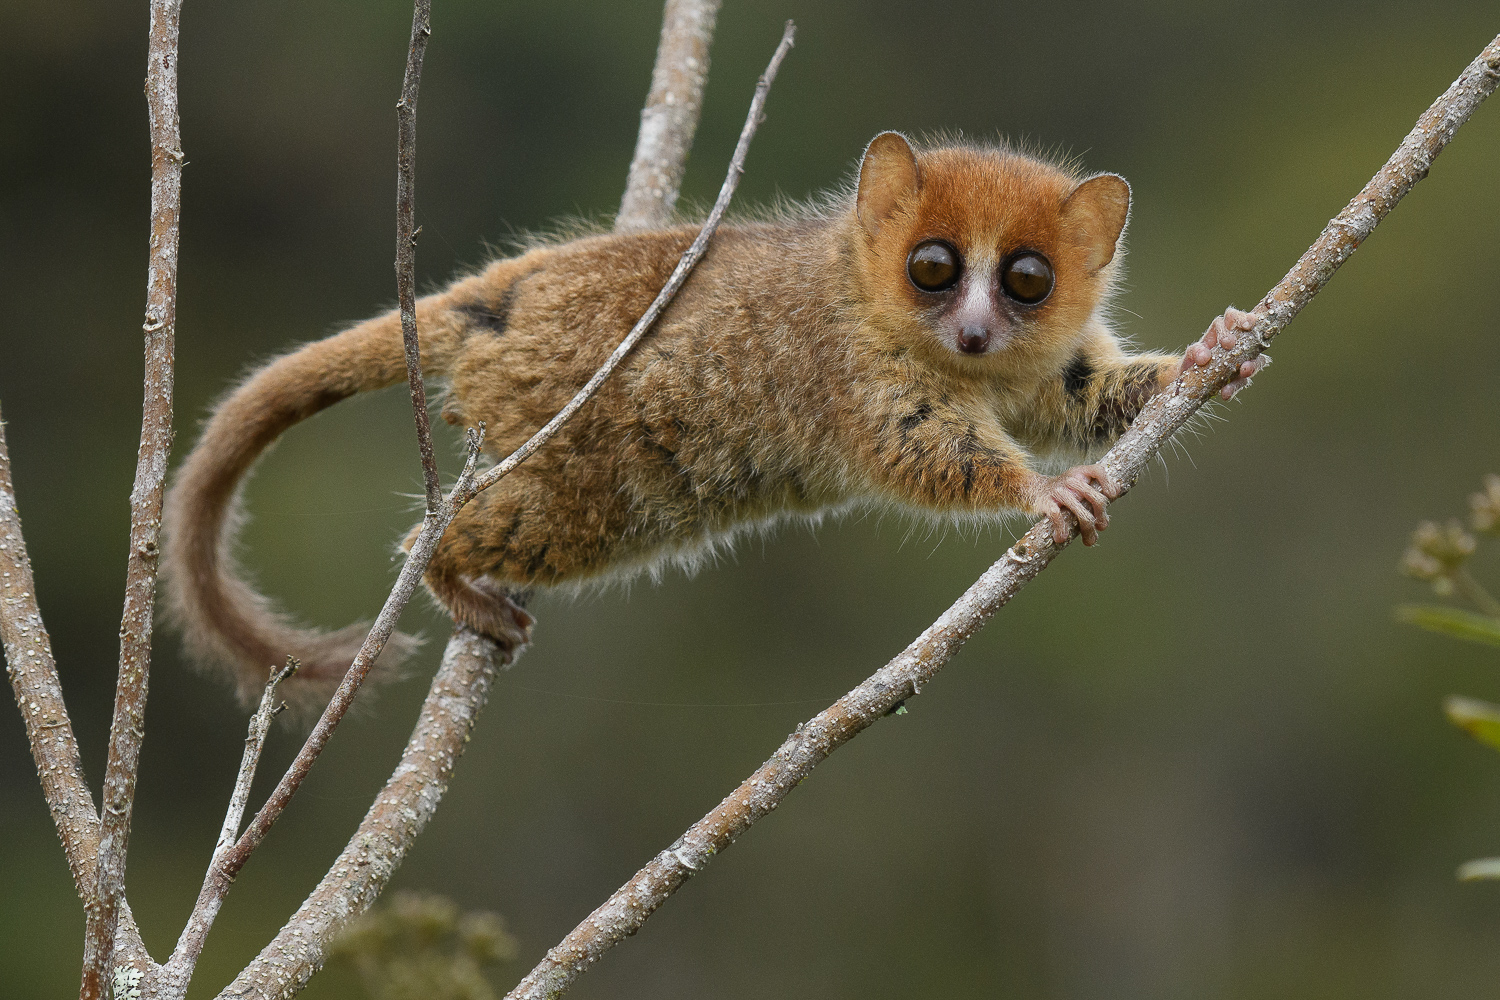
<box><xmin>424</xmin><ymin>561</ymin><xmax>534</xmax><ymax>653</ymax></box>
<box><xmin>411</xmin><ymin>496</ymin><xmax>536</xmax><ymax>654</ymax></box>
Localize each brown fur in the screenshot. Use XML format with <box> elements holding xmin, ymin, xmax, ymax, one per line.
<box><xmin>162</xmin><ymin>134</ymin><xmax>1181</xmax><ymax>708</ymax></box>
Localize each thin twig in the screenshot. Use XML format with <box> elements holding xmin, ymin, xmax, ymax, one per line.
<box><xmin>216</xmin><ymin>660</ymin><xmax>297</xmax><ymax>857</ymax></box>
<box><xmin>460</xmin><ymin>19</ymin><xmax>795</xmax><ymax>504</ymax></box>
<box><xmin>617</xmin><ymin>0</ymin><xmax>722</xmax><ymax>231</ymax></box>
<box><xmin>502</xmin><ymin>33</ymin><xmax>1500</xmax><ymax>1000</ymax></box>
<box><xmin>83</xmin><ymin>1</ymin><xmax>186</xmax><ymax>996</ymax></box>
<box><xmin>164</xmin><ymin>659</ymin><xmax>297</xmax><ymax>987</ymax></box>
<box><xmin>216</xmin><ymin>629</ymin><xmax>515</xmax><ymax>1000</ymax></box>
<box><xmin>396</xmin><ymin>0</ymin><xmax>441</xmax><ymax>514</ymax></box>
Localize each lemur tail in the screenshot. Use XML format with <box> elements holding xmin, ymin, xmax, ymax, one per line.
<box><xmin>162</xmin><ymin>298</ymin><xmax>467</xmax><ymax>710</ymax></box>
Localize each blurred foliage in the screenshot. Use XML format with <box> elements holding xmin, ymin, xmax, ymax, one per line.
<box><xmin>1400</xmin><ymin>475</ymin><xmax>1500</xmax><ymax>881</ymax></box>
<box><xmin>4</xmin><ymin>3</ymin><xmax>1500</xmax><ymax>1000</ymax></box>
<box><xmin>330</xmin><ymin>892</ymin><xmax>517</xmax><ymax>1000</ymax></box>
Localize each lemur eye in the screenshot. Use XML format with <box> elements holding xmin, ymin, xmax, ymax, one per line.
<box><xmin>906</xmin><ymin>240</ymin><xmax>961</xmax><ymax>292</ymax></box>
<box><xmin>1000</xmin><ymin>251</ymin><xmax>1054</xmax><ymax>304</ymax></box>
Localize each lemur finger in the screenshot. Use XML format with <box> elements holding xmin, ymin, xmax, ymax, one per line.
<box><xmin>1043</xmin><ymin>503</ymin><xmax>1068</xmax><ymax>546</ymax></box>
<box><xmin>1224</xmin><ymin>306</ymin><xmax>1257</xmax><ymax>329</ymax></box>
<box><xmin>1075</xmin><ymin>464</ymin><xmax>1119</xmax><ymax>498</ymax></box>
<box><xmin>1056</xmin><ymin>489</ymin><xmax>1099</xmax><ymax>545</ymax></box>
<box><xmin>1066</xmin><ymin>480</ymin><xmax>1109</xmax><ymax>520</ymax></box>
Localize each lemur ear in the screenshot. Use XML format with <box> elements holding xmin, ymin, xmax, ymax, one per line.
<box><xmin>1062</xmin><ymin>173</ymin><xmax>1131</xmax><ymax>271</ymax></box>
<box><xmin>857</xmin><ymin>132</ymin><xmax>921</xmax><ymax>237</ymax></box>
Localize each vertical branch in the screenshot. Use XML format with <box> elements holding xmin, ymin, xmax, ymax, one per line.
<box><xmin>82</xmin><ymin>1</ymin><xmax>185</xmax><ymax>997</ymax></box>
<box><xmin>616</xmin><ymin>0</ymin><xmax>721</xmax><ymax>231</ymax></box>
<box><xmin>216</xmin><ymin>630</ymin><xmax>515</xmax><ymax>1000</ymax></box>
<box><xmin>396</xmin><ymin>0</ymin><xmax>441</xmax><ymax>514</ymax></box>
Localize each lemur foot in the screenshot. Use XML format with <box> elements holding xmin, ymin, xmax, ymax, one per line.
<box><xmin>1032</xmin><ymin>464</ymin><xmax>1120</xmax><ymax>547</ymax></box>
<box><xmin>1179</xmin><ymin>306</ymin><xmax>1270</xmax><ymax>399</ymax></box>
<box><xmin>427</xmin><ymin>571</ymin><xmax>535</xmax><ymax>653</ymax></box>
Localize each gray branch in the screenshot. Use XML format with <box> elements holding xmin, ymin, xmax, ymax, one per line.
<box><xmin>616</xmin><ymin>0</ymin><xmax>722</xmax><ymax>231</ymax></box>
<box><xmin>83</xmin><ymin>0</ymin><xmax>186</xmax><ymax>996</ymax></box>
<box><xmin>396</xmin><ymin>0</ymin><xmax>442</xmax><ymax>513</ymax></box>
<box><xmin>501</xmin><ymin>33</ymin><xmax>1500</xmax><ymax>1000</ymax></box>
<box><xmin>0</xmin><ymin>403</ymin><xmax>102</xmax><ymax>917</ymax></box>
<box><xmin>163</xmin><ymin>659</ymin><xmax>298</xmax><ymax>992</ymax></box>
<box><xmin>1</xmin><ymin>410</ymin><xmax>158</xmax><ymax>986</ymax></box>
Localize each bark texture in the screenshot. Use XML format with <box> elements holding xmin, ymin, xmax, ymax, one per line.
<box><xmin>396</xmin><ymin>0</ymin><xmax>441</xmax><ymax>512</ymax></box>
<box><xmin>83</xmin><ymin>0</ymin><xmax>186</xmax><ymax>995</ymax></box>
<box><xmin>616</xmin><ymin>0</ymin><xmax>722</xmax><ymax>230</ymax></box>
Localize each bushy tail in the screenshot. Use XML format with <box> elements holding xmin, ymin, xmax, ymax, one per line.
<box><xmin>162</xmin><ymin>303</ymin><xmax>463</xmax><ymax>709</ymax></box>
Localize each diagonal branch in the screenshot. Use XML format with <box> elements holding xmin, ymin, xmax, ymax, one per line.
<box><xmin>2</xmin><ymin>412</ymin><xmax>156</xmax><ymax>985</ymax></box>
<box><xmin>502</xmin><ymin>32</ymin><xmax>1500</xmax><ymax>1000</ymax></box>
<box><xmin>396</xmin><ymin>0</ymin><xmax>441</xmax><ymax>514</ymax></box>
<box><xmin>215</xmin><ymin>629</ymin><xmax>517</xmax><ymax>1000</ymax></box>
<box><xmin>0</xmin><ymin>404</ymin><xmax>103</xmax><ymax>897</ymax></box>
<box><xmin>617</xmin><ymin>0</ymin><xmax>722</xmax><ymax>231</ymax></box>
<box><xmin>461</xmin><ymin>19</ymin><xmax>795</xmax><ymax>503</ymax></box>
<box><xmin>0</xmin><ymin>420</ymin><xmax>158</xmax><ymax>979</ymax></box>
<box><xmin>82</xmin><ymin>0</ymin><xmax>186</xmax><ymax>996</ymax></box>
<box><xmin>163</xmin><ymin>659</ymin><xmax>298</xmax><ymax>988</ymax></box>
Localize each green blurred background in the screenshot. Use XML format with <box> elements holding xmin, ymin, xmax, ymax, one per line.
<box><xmin>4</xmin><ymin>2</ymin><xmax>1500</xmax><ymax>997</ymax></box>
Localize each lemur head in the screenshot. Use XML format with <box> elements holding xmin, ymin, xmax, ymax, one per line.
<box><xmin>852</xmin><ymin>132</ymin><xmax>1128</xmax><ymax>379</ymax></box>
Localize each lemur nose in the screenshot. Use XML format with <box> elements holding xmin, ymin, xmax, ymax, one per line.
<box><xmin>958</xmin><ymin>326</ymin><xmax>989</xmax><ymax>354</ymax></box>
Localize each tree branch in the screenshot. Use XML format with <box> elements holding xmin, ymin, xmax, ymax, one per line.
<box><xmin>616</xmin><ymin>0</ymin><xmax>722</xmax><ymax>231</ymax></box>
<box><xmin>164</xmin><ymin>659</ymin><xmax>298</xmax><ymax>989</ymax></box>
<box><xmin>1</xmin><ymin>411</ymin><xmax>155</xmax><ymax>986</ymax></box>
<box><xmin>215</xmin><ymin>629</ymin><xmax>516</xmax><ymax>1000</ymax></box>
<box><xmin>82</xmin><ymin>1</ymin><xmax>185</xmax><ymax>996</ymax></box>
<box><xmin>0</xmin><ymin>404</ymin><xmax>102</xmax><ymax>898</ymax></box>
<box><xmin>396</xmin><ymin>0</ymin><xmax>441</xmax><ymax>514</ymax></box>
<box><xmin>502</xmin><ymin>32</ymin><xmax>1500</xmax><ymax>1000</ymax></box>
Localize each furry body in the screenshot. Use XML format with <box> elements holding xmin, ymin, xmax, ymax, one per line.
<box><xmin>163</xmin><ymin>134</ymin><xmax>1201</xmax><ymax>705</ymax></box>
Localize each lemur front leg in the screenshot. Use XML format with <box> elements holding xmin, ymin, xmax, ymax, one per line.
<box><xmin>1029</xmin><ymin>308</ymin><xmax>1269</xmax><ymax>546</ymax></box>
